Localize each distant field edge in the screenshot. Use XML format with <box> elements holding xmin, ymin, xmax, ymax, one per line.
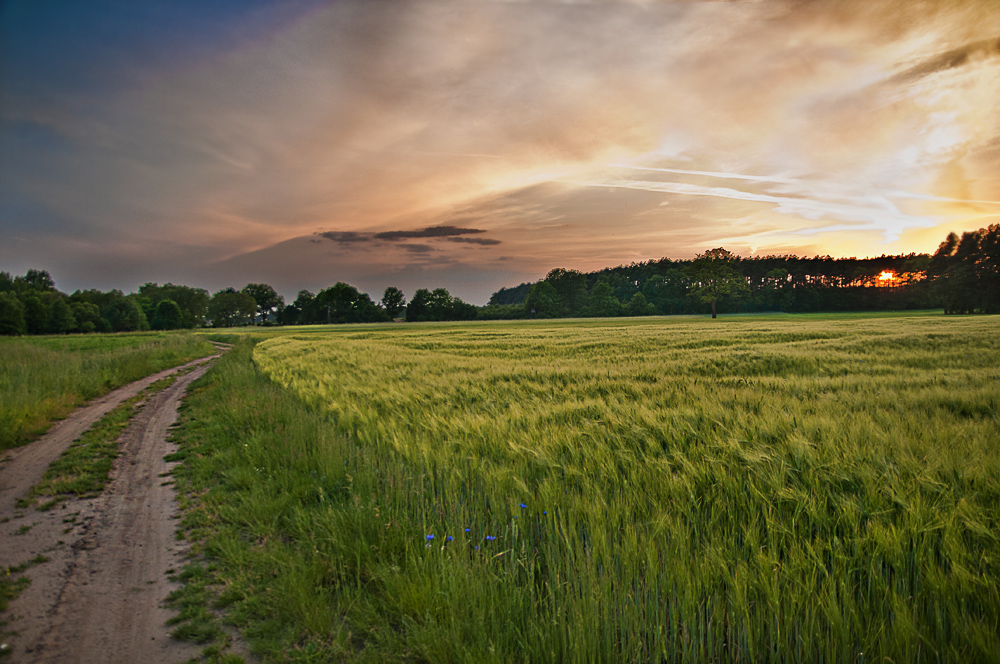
<box><xmin>0</xmin><ymin>331</ymin><xmax>216</xmax><ymax>452</ymax></box>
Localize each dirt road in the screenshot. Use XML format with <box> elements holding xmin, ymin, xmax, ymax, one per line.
<box><xmin>0</xmin><ymin>350</ymin><xmax>223</xmax><ymax>663</ymax></box>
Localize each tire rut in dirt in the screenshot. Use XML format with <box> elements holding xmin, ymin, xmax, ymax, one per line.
<box><xmin>1</xmin><ymin>360</ymin><xmax>215</xmax><ymax>664</ymax></box>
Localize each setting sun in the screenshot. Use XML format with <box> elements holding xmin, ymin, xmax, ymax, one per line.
<box><xmin>878</xmin><ymin>271</ymin><xmax>895</xmax><ymax>282</ymax></box>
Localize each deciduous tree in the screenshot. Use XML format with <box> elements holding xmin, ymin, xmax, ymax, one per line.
<box><xmin>627</xmin><ymin>292</ymin><xmax>655</xmax><ymax>316</ymax></box>
<box><xmin>138</xmin><ymin>283</ymin><xmax>209</xmax><ymax>327</ymax></box>
<box><xmin>46</xmin><ymin>298</ymin><xmax>77</xmax><ymax>334</ymax></box>
<box><xmin>588</xmin><ymin>281</ymin><xmax>621</xmax><ymax>317</ymax></box>
<box><xmin>524</xmin><ymin>281</ymin><xmax>561</xmax><ymax>318</ymax></box>
<box><xmin>208</xmin><ymin>289</ymin><xmax>256</xmax><ymax>327</ymax></box>
<box><xmin>71</xmin><ymin>301</ymin><xmax>101</xmax><ymax>333</ymax></box>
<box><xmin>152</xmin><ymin>299</ymin><xmax>184</xmax><ymax>330</ymax></box>
<box><xmin>20</xmin><ymin>294</ymin><xmax>48</xmax><ymax>334</ymax></box>
<box><xmin>688</xmin><ymin>248</ymin><xmax>748</xmax><ymax>319</ymax></box>
<box><xmin>0</xmin><ymin>293</ymin><xmax>26</xmax><ymax>335</ymax></box>
<box><xmin>104</xmin><ymin>297</ymin><xmax>150</xmax><ymax>332</ymax></box>
<box><xmin>406</xmin><ymin>289</ymin><xmax>430</xmax><ymax>322</ymax></box>
<box><xmin>544</xmin><ymin>268</ymin><xmax>588</xmax><ymax>316</ymax></box>
<box><xmin>382</xmin><ymin>286</ymin><xmax>406</xmax><ymax>318</ymax></box>
<box><xmin>241</xmin><ymin>283</ymin><xmax>284</xmax><ymax>324</ymax></box>
<box><xmin>15</xmin><ymin>269</ymin><xmax>56</xmax><ymax>292</ymax></box>
<box><xmin>314</xmin><ymin>283</ymin><xmax>387</xmax><ymax>324</ymax></box>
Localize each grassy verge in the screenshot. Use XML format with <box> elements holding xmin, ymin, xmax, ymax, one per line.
<box><xmin>168</xmin><ymin>340</ymin><xmax>344</xmax><ymax>662</ymax></box>
<box><xmin>170</xmin><ymin>315</ymin><xmax>1000</xmax><ymax>663</ymax></box>
<box><xmin>0</xmin><ymin>332</ymin><xmax>215</xmax><ymax>452</ymax></box>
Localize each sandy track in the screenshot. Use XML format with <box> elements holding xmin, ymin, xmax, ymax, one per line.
<box><xmin>1</xmin><ymin>349</ymin><xmax>224</xmax><ymax>663</ymax></box>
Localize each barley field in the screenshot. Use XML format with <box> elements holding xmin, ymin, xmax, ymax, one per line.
<box><xmin>175</xmin><ymin>313</ymin><xmax>1000</xmax><ymax>662</ymax></box>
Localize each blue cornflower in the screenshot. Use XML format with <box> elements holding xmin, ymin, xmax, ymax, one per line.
<box><xmin>464</xmin><ymin>528</ymin><xmax>471</xmax><ymax>533</ymax></box>
<box><xmin>485</xmin><ymin>535</ymin><xmax>496</xmax><ymax>541</ymax></box>
<box><xmin>426</xmin><ymin>534</ymin><xmax>435</xmax><ymax>541</ymax></box>
<box><xmin>519</xmin><ymin>503</ymin><xmax>527</xmax><ymax>508</ymax></box>
<box><xmin>543</xmin><ymin>511</ymin><xmax>548</xmax><ymax>515</ymax></box>
<box><xmin>513</xmin><ymin>516</ymin><xmax>518</xmax><ymax>519</ymax></box>
<box><xmin>446</xmin><ymin>536</ymin><xmax>454</xmax><ymax>542</ymax></box>
<box><xmin>474</xmin><ymin>546</ymin><xmax>480</xmax><ymax>550</ymax></box>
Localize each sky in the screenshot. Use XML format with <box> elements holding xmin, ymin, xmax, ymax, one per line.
<box><xmin>2</xmin><ymin>0</ymin><xmax>999</xmax><ymax>304</ymax></box>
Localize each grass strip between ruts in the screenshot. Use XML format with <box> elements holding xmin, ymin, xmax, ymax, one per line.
<box><xmin>21</xmin><ymin>374</ymin><xmax>181</xmax><ymax>510</ymax></box>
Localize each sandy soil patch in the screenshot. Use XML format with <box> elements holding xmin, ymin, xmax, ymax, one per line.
<box><xmin>0</xmin><ymin>350</ymin><xmax>224</xmax><ymax>663</ymax></box>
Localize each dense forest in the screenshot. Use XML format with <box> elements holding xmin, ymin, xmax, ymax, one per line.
<box><xmin>486</xmin><ymin>224</ymin><xmax>999</xmax><ymax>318</ymax></box>
<box><xmin>0</xmin><ymin>224</ymin><xmax>996</xmax><ymax>334</ymax></box>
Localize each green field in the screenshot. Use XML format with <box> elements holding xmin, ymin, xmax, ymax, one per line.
<box><xmin>172</xmin><ymin>313</ymin><xmax>1000</xmax><ymax>662</ymax></box>
<box><xmin>0</xmin><ymin>332</ymin><xmax>215</xmax><ymax>451</ymax></box>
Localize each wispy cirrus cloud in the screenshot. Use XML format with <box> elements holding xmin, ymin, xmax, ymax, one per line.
<box><xmin>571</xmin><ymin>177</ymin><xmax>940</xmax><ymax>241</ymax></box>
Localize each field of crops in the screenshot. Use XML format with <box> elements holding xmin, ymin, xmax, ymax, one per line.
<box><xmin>174</xmin><ymin>313</ymin><xmax>1000</xmax><ymax>662</ymax></box>
<box><xmin>0</xmin><ymin>332</ymin><xmax>215</xmax><ymax>451</ymax></box>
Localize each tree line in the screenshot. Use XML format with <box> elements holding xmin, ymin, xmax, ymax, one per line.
<box><xmin>0</xmin><ymin>273</ymin><xmax>212</xmax><ymax>336</ymax></box>
<box><xmin>485</xmin><ymin>225</ymin><xmax>998</xmax><ymax>319</ymax></box>
<box><xmin>0</xmin><ymin>273</ymin><xmax>481</xmax><ymax>334</ymax></box>
<box><xmin>487</xmin><ymin>251</ymin><xmax>935</xmax><ymax>320</ymax></box>
<box><xmin>0</xmin><ymin>225</ymin><xmax>995</xmax><ymax>335</ymax></box>
<box><xmin>927</xmin><ymin>225</ymin><xmax>1000</xmax><ymax>314</ymax></box>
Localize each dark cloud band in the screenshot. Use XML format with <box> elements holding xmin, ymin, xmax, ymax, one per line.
<box><xmin>400</xmin><ymin>243</ymin><xmax>435</xmax><ymax>253</ymax></box>
<box><xmin>318</xmin><ymin>231</ymin><xmax>372</xmax><ymax>243</ymax></box>
<box><xmin>319</xmin><ymin>225</ymin><xmax>498</xmax><ymax>246</ymax></box>
<box><xmin>374</xmin><ymin>225</ymin><xmax>487</xmax><ymax>241</ymax></box>
<box><xmin>890</xmin><ymin>36</ymin><xmax>1000</xmax><ymax>84</ymax></box>
<box><xmin>447</xmin><ymin>237</ymin><xmax>502</xmax><ymax>245</ymax></box>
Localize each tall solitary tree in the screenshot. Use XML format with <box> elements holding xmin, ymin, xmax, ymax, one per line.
<box><xmin>688</xmin><ymin>248</ymin><xmax>748</xmax><ymax>319</ymax></box>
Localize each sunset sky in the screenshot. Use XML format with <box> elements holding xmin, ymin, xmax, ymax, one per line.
<box><xmin>2</xmin><ymin>0</ymin><xmax>999</xmax><ymax>304</ymax></box>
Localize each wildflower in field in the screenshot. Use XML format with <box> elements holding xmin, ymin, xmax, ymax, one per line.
<box><xmin>485</xmin><ymin>535</ymin><xmax>496</xmax><ymax>541</ymax></box>
<box><xmin>426</xmin><ymin>534</ymin><xmax>434</xmax><ymax>541</ymax></box>
<box><xmin>464</xmin><ymin>528</ymin><xmax>471</xmax><ymax>533</ymax></box>
<box><xmin>446</xmin><ymin>536</ymin><xmax>454</xmax><ymax>541</ymax></box>
<box><xmin>519</xmin><ymin>503</ymin><xmax>527</xmax><ymax>508</ymax></box>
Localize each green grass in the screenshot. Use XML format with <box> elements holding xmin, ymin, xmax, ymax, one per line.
<box><xmin>171</xmin><ymin>313</ymin><xmax>1000</xmax><ymax>663</ymax></box>
<box><xmin>0</xmin><ymin>332</ymin><xmax>215</xmax><ymax>451</ymax></box>
<box><xmin>1</xmin><ymin>554</ymin><xmax>49</xmax><ymax>628</ymax></box>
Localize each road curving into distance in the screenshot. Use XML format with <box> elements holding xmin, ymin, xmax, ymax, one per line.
<box><xmin>0</xmin><ymin>343</ymin><xmax>229</xmax><ymax>663</ymax></box>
